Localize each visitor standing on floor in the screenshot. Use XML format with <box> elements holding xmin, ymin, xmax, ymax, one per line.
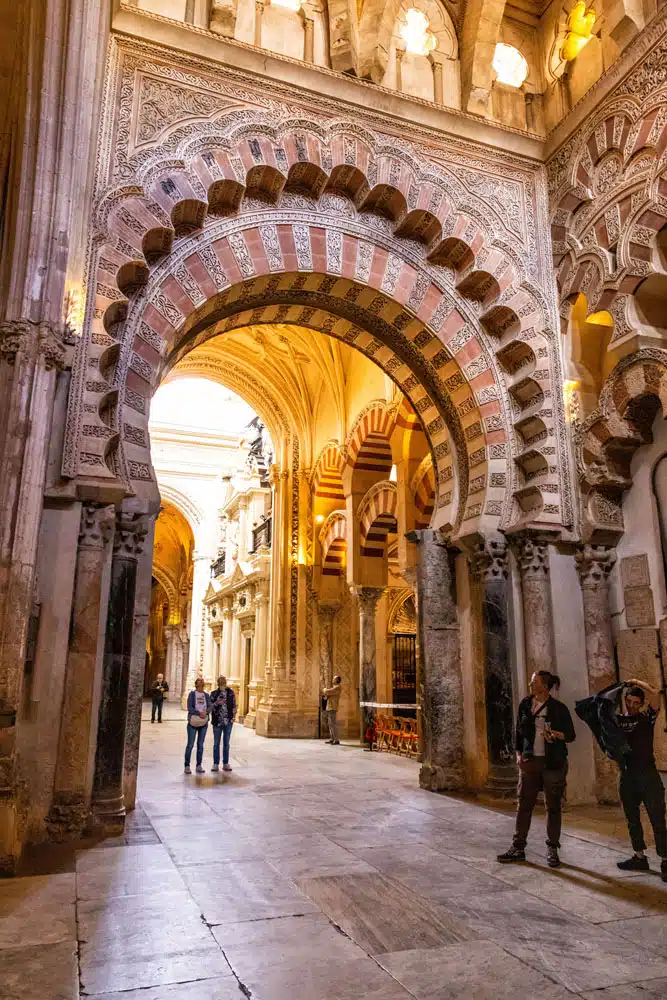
<box><xmin>184</xmin><ymin>677</ymin><xmax>210</xmax><ymax>774</ymax></box>
<box><xmin>497</xmin><ymin>670</ymin><xmax>576</xmax><ymax>868</ymax></box>
<box><xmin>322</xmin><ymin>675</ymin><xmax>342</xmax><ymax>745</ymax></box>
<box><xmin>151</xmin><ymin>673</ymin><xmax>169</xmax><ymax>723</ymax></box>
<box><xmin>210</xmin><ymin>675</ymin><xmax>237</xmax><ymax>772</ymax></box>
<box><xmin>614</xmin><ymin>680</ymin><xmax>666</xmax><ymax>880</ymax></box>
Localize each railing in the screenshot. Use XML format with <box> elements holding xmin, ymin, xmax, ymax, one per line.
<box><xmin>251</xmin><ymin>516</ymin><xmax>272</xmax><ymax>552</ymax></box>
<box><xmin>211</xmin><ymin>552</ymin><xmax>226</xmax><ymax>578</ymax></box>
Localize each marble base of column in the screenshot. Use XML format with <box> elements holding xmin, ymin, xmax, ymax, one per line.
<box><xmin>408</xmin><ymin>529</ymin><xmax>464</xmax><ymax>791</ymax></box>
<box><xmin>255</xmin><ymin>675</ymin><xmax>315</xmax><ymax>737</ymax></box>
<box><xmin>91</xmin><ymin>513</ymin><xmax>147</xmax><ymax>834</ymax></box>
<box><xmin>244</xmin><ymin>679</ymin><xmax>264</xmax><ymax>729</ymax></box>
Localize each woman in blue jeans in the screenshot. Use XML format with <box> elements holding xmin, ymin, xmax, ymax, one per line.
<box><xmin>184</xmin><ymin>677</ymin><xmax>211</xmax><ymax>774</ymax></box>
<box><xmin>210</xmin><ymin>675</ymin><xmax>236</xmax><ymax>772</ymax></box>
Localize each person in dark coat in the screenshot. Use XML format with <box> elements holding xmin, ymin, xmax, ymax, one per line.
<box><xmin>497</xmin><ymin>670</ymin><xmax>576</xmax><ymax>868</ymax></box>
<box><xmin>209</xmin><ymin>675</ymin><xmax>237</xmax><ymax>772</ymax></box>
<box><xmin>151</xmin><ymin>673</ymin><xmax>169</xmax><ymax>723</ymax></box>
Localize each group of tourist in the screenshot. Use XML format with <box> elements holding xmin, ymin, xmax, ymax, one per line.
<box><xmin>497</xmin><ymin>670</ymin><xmax>667</xmax><ymax>881</ymax></box>
<box><xmin>182</xmin><ymin>676</ymin><xmax>237</xmax><ymax>774</ymax></box>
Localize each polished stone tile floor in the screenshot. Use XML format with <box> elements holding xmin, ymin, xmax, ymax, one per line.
<box><xmin>2</xmin><ymin>709</ymin><xmax>667</xmax><ymax>998</ymax></box>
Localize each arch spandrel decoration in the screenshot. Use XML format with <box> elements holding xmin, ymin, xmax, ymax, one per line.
<box><xmin>67</xmin><ymin>45</ymin><xmax>570</xmax><ymax>537</ymax></box>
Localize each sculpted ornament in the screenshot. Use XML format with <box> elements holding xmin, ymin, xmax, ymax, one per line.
<box><xmin>470</xmin><ymin>539</ymin><xmax>508</xmax><ymax>582</ymax></box>
<box><xmin>79</xmin><ymin>504</ymin><xmax>116</xmax><ymax>549</ymax></box>
<box><xmin>0</xmin><ymin>319</ymin><xmax>66</xmax><ymax>371</ymax></box>
<box><xmin>113</xmin><ymin>513</ymin><xmax>149</xmax><ymax>558</ymax></box>
<box><xmin>575</xmin><ymin>544</ymin><xmax>617</xmax><ymax>587</ymax></box>
<box><xmin>511</xmin><ymin>533</ymin><xmax>550</xmax><ymax>579</ymax></box>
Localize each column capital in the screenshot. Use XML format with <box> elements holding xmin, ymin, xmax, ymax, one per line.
<box><xmin>318</xmin><ymin>600</ymin><xmax>342</xmax><ymax>621</ymax></box>
<box><xmin>507</xmin><ymin>531</ymin><xmax>550</xmax><ymax>579</ymax></box>
<box><xmin>351</xmin><ymin>586</ymin><xmax>385</xmax><ymax>615</ymax></box>
<box><xmin>469</xmin><ymin>538</ymin><xmax>508</xmax><ymax>583</ymax></box>
<box><xmin>575</xmin><ymin>543</ymin><xmax>617</xmax><ymax>587</ymax></box>
<box><xmin>0</xmin><ymin>319</ymin><xmax>66</xmax><ymax>371</ymax></box>
<box><xmin>79</xmin><ymin>503</ymin><xmax>115</xmax><ymax>549</ymax></box>
<box><xmin>113</xmin><ymin>513</ymin><xmax>148</xmax><ymax>559</ymax></box>
<box><xmin>406</xmin><ymin>526</ymin><xmax>455</xmax><ymax>548</ymax></box>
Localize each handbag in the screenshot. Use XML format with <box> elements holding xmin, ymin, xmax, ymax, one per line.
<box><xmin>189</xmin><ymin>713</ymin><xmax>208</xmax><ymax>727</ymax></box>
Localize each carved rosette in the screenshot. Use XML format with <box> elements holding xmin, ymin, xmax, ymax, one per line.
<box><xmin>113</xmin><ymin>513</ymin><xmax>148</xmax><ymax>559</ymax></box>
<box><xmin>0</xmin><ymin>319</ymin><xmax>66</xmax><ymax>371</ymax></box>
<box><xmin>79</xmin><ymin>504</ymin><xmax>115</xmax><ymax>549</ymax></box>
<box><xmin>575</xmin><ymin>544</ymin><xmax>617</xmax><ymax>588</ymax></box>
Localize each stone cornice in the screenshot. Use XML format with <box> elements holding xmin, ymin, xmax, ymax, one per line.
<box><xmin>545</xmin><ymin>6</ymin><xmax>667</xmax><ymax>159</ymax></box>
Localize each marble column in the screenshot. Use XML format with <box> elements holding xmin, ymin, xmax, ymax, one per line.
<box><xmin>47</xmin><ymin>503</ymin><xmax>115</xmax><ymax>840</ymax></box>
<box><xmin>237</xmin><ymin>497</ymin><xmax>249</xmax><ymax>561</ymax></box>
<box><xmin>510</xmin><ymin>532</ymin><xmax>556</xmax><ymax>681</ymax></box>
<box><xmin>428</xmin><ymin>52</ymin><xmax>445</xmax><ymax>105</ymax></box>
<box><xmin>254</xmin><ymin>0</ymin><xmax>264</xmax><ymax>46</ymax></box>
<box><xmin>246</xmin><ymin>591</ymin><xmax>269</xmax><ymax>728</ymax></box>
<box><xmin>351</xmin><ymin>587</ymin><xmax>384</xmax><ymax>745</ymax></box>
<box><xmin>185</xmin><ymin>550</ymin><xmax>214</xmax><ymax>691</ymax></box>
<box><xmin>575</xmin><ymin>543</ymin><xmax>619</xmax><ymax>804</ymax></box>
<box><xmin>0</xmin><ymin>320</ymin><xmax>66</xmax><ymax>870</ymax></box>
<box><xmin>91</xmin><ymin>513</ymin><xmax>147</xmax><ymax>834</ymax></box>
<box><xmin>408</xmin><ymin>529</ymin><xmax>464</xmax><ymax>791</ymax></box>
<box><xmin>221</xmin><ymin>599</ymin><xmax>233</xmax><ymax>674</ymax></box>
<box><xmin>471</xmin><ymin>539</ymin><xmax>516</xmax><ymax>782</ymax></box>
<box><xmin>123</xmin><ymin>514</ymin><xmax>156</xmax><ymax>812</ymax></box>
<box><xmin>303</xmin><ymin>15</ymin><xmax>315</xmax><ymax>63</ymax></box>
<box><xmin>318</xmin><ymin>601</ymin><xmax>341</xmax><ymax>736</ymax></box>
<box><xmin>163</xmin><ymin>625</ymin><xmax>183</xmax><ymax>699</ymax></box>
<box><xmin>395</xmin><ymin>46</ymin><xmax>405</xmax><ymax>93</ymax></box>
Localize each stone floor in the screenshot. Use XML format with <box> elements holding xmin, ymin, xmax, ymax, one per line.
<box><xmin>3</xmin><ymin>708</ymin><xmax>667</xmax><ymax>999</ymax></box>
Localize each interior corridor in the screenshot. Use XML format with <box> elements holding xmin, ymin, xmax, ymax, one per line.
<box><xmin>3</xmin><ymin>718</ymin><xmax>667</xmax><ymax>999</ymax></box>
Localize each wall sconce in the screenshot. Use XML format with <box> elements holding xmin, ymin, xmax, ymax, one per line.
<box><xmin>561</xmin><ymin>1</ymin><xmax>596</xmax><ymax>62</ymax></box>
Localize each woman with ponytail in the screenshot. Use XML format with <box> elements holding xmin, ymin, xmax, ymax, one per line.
<box><xmin>497</xmin><ymin>670</ymin><xmax>575</xmax><ymax>868</ymax></box>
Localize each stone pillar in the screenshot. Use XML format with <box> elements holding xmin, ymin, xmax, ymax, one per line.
<box><xmin>351</xmin><ymin>587</ymin><xmax>384</xmax><ymax>745</ymax></box>
<box><xmin>303</xmin><ymin>14</ymin><xmax>315</xmax><ymax>63</ymax></box>
<box><xmin>185</xmin><ymin>550</ymin><xmax>213</xmax><ymax>691</ymax></box>
<box><xmin>254</xmin><ymin>0</ymin><xmax>264</xmax><ymax>47</ymax></box>
<box><xmin>221</xmin><ymin>599</ymin><xmax>233</xmax><ymax>674</ymax></box>
<box><xmin>163</xmin><ymin>625</ymin><xmax>183</xmax><ymax>699</ymax></box>
<box><xmin>238</xmin><ymin>497</ymin><xmax>249</xmax><ymax>561</ymax></box>
<box><xmin>471</xmin><ymin>539</ymin><xmax>516</xmax><ymax>788</ymax></box>
<box><xmin>395</xmin><ymin>45</ymin><xmax>405</xmax><ymax>93</ymax></box>
<box><xmin>318</xmin><ymin>601</ymin><xmax>341</xmax><ymax>736</ymax></box>
<box><xmin>510</xmin><ymin>532</ymin><xmax>556</xmax><ymax>681</ymax></box>
<box><xmin>575</xmin><ymin>543</ymin><xmax>619</xmax><ymax>804</ymax></box>
<box><xmin>246</xmin><ymin>591</ymin><xmax>269</xmax><ymax>728</ymax></box>
<box><xmin>408</xmin><ymin>529</ymin><xmax>464</xmax><ymax>791</ymax></box>
<box><xmin>123</xmin><ymin>514</ymin><xmax>156</xmax><ymax>812</ymax></box>
<box><xmin>47</xmin><ymin>503</ymin><xmax>115</xmax><ymax>840</ymax></box>
<box><xmin>229</xmin><ymin>613</ymin><xmax>242</xmax><ymax>692</ymax></box>
<box><xmin>91</xmin><ymin>513</ymin><xmax>147</xmax><ymax>834</ymax></box>
<box><xmin>0</xmin><ymin>319</ymin><xmax>66</xmax><ymax>870</ymax></box>
<box><xmin>428</xmin><ymin>51</ymin><xmax>445</xmax><ymax>104</ymax></box>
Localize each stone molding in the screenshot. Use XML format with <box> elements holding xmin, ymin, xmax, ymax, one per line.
<box><xmin>0</xmin><ymin>319</ymin><xmax>66</xmax><ymax>371</ymax></box>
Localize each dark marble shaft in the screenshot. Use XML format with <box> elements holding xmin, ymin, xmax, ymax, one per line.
<box><xmin>482</xmin><ymin>577</ymin><xmax>514</xmax><ymax>766</ymax></box>
<box><xmin>91</xmin><ymin>544</ymin><xmax>139</xmax><ymax>831</ymax></box>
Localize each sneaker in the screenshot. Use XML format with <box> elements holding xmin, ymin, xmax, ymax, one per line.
<box><xmin>497</xmin><ymin>846</ymin><xmax>526</xmax><ymax>863</ymax></box>
<box><xmin>326</xmin><ymin>739</ymin><xmax>334</xmax><ymax>744</ymax></box>
<box><xmin>184</xmin><ymin>766</ymin><xmax>191</xmax><ymax>774</ymax></box>
<box><xmin>223</xmin><ymin>764</ymin><xmax>232</xmax><ymax>772</ymax></box>
<box><xmin>661</xmin><ymin>859</ymin><xmax>667</xmax><ymax>883</ymax></box>
<box><xmin>617</xmin><ymin>855</ymin><xmax>649</xmax><ymax>871</ymax></box>
<box><xmin>332</xmin><ymin>740</ymin><xmax>340</xmax><ymax>745</ymax></box>
<box><xmin>196</xmin><ymin>765</ymin><xmax>205</xmax><ymax>773</ymax></box>
<box><xmin>211</xmin><ymin>765</ymin><xmax>219</xmax><ymax>772</ymax></box>
<box><xmin>547</xmin><ymin>846</ymin><xmax>560</xmax><ymax>868</ymax></box>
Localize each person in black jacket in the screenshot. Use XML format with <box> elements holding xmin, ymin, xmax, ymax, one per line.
<box><xmin>151</xmin><ymin>673</ymin><xmax>169</xmax><ymax>723</ymax></box>
<box><xmin>497</xmin><ymin>670</ymin><xmax>576</xmax><ymax>868</ymax></box>
<box><xmin>210</xmin><ymin>675</ymin><xmax>237</xmax><ymax>772</ymax></box>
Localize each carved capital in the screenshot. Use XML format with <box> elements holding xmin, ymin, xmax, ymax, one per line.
<box><xmin>470</xmin><ymin>539</ymin><xmax>508</xmax><ymax>583</ymax></box>
<box><xmin>0</xmin><ymin>319</ymin><xmax>66</xmax><ymax>371</ymax></box>
<box><xmin>575</xmin><ymin>543</ymin><xmax>617</xmax><ymax>587</ymax></box>
<box><xmin>113</xmin><ymin>513</ymin><xmax>148</xmax><ymax>559</ymax></box>
<box><xmin>79</xmin><ymin>504</ymin><xmax>115</xmax><ymax>550</ymax></box>
<box><xmin>318</xmin><ymin>600</ymin><xmax>342</xmax><ymax>622</ymax></box>
<box><xmin>510</xmin><ymin>533</ymin><xmax>550</xmax><ymax>580</ymax></box>
<box><xmin>351</xmin><ymin>586</ymin><xmax>385</xmax><ymax>616</ymax></box>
